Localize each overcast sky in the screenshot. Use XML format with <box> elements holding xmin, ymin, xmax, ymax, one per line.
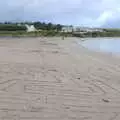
<box><xmin>0</xmin><ymin>0</ymin><xmax>120</xmax><ymax>27</ymax></box>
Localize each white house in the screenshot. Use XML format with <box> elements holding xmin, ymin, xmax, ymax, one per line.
<box><xmin>25</xmin><ymin>24</ymin><xmax>36</xmax><ymax>32</ymax></box>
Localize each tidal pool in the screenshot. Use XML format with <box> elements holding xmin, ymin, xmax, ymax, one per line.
<box><xmin>79</xmin><ymin>38</ymin><xmax>120</xmax><ymax>54</ymax></box>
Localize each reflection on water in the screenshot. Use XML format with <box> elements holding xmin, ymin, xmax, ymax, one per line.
<box><xmin>80</xmin><ymin>38</ymin><xmax>120</xmax><ymax>53</ymax></box>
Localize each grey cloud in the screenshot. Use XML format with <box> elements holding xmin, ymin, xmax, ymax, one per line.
<box><xmin>0</xmin><ymin>0</ymin><xmax>120</xmax><ymax>27</ymax></box>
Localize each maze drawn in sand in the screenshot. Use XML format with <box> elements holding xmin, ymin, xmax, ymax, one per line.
<box><xmin>0</xmin><ymin>38</ymin><xmax>120</xmax><ymax>120</ymax></box>
<box><xmin>0</xmin><ymin>63</ymin><xmax>119</xmax><ymax>120</ymax></box>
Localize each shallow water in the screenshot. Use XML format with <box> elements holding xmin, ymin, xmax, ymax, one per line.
<box><xmin>79</xmin><ymin>38</ymin><xmax>120</xmax><ymax>54</ymax></box>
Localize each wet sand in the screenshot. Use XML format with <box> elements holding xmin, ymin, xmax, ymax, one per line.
<box><xmin>0</xmin><ymin>37</ymin><xmax>120</xmax><ymax>119</ymax></box>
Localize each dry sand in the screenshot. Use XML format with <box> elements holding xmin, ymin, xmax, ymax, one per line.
<box><xmin>0</xmin><ymin>37</ymin><xmax>120</xmax><ymax>119</ymax></box>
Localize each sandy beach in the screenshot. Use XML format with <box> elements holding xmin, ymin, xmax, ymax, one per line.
<box><xmin>0</xmin><ymin>37</ymin><xmax>120</xmax><ymax>119</ymax></box>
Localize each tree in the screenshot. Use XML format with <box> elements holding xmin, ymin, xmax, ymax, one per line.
<box><xmin>47</xmin><ymin>22</ymin><xmax>53</xmax><ymax>30</ymax></box>
<box><xmin>34</xmin><ymin>22</ymin><xmax>42</xmax><ymax>29</ymax></box>
<box><xmin>56</xmin><ymin>24</ymin><xmax>62</xmax><ymax>31</ymax></box>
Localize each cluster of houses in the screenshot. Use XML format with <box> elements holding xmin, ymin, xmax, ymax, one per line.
<box><xmin>18</xmin><ymin>24</ymin><xmax>104</xmax><ymax>33</ymax></box>
<box><xmin>61</xmin><ymin>26</ymin><xmax>104</xmax><ymax>33</ymax></box>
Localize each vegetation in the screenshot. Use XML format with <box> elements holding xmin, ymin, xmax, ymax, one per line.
<box><xmin>33</xmin><ymin>22</ymin><xmax>62</xmax><ymax>31</ymax></box>
<box><xmin>0</xmin><ymin>22</ymin><xmax>63</xmax><ymax>37</ymax></box>
<box><xmin>0</xmin><ymin>22</ymin><xmax>120</xmax><ymax>37</ymax></box>
<box><xmin>0</xmin><ymin>24</ymin><xmax>26</xmax><ymax>31</ymax></box>
<box><xmin>0</xmin><ymin>22</ymin><xmax>63</xmax><ymax>31</ymax></box>
<box><xmin>73</xmin><ymin>29</ymin><xmax>120</xmax><ymax>38</ymax></box>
